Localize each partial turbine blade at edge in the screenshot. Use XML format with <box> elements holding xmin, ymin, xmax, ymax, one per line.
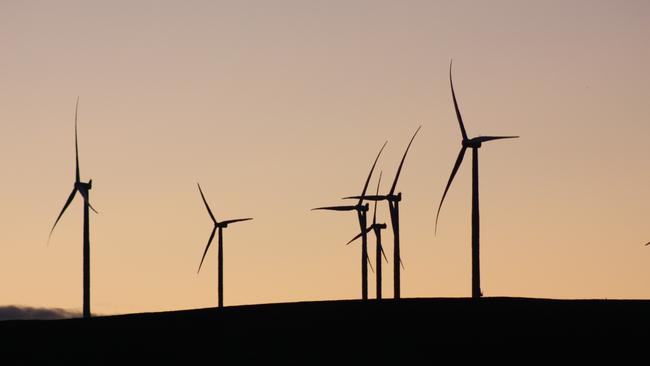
<box><xmin>197</xmin><ymin>227</ymin><xmax>217</xmax><ymax>274</ymax></box>
<box><xmin>48</xmin><ymin>188</ymin><xmax>78</xmax><ymax>243</ymax></box>
<box><xmin>450</xmin><ymin>60</ymin><xmax>468</xmax><ymax>142</ymax></box>
<box><xmin>435</xmin><ymin>147</ymin><xmax>467</xmax><ymax>235</ymax></box>
<box><xmin>367</xmin><ymin>253</ymin><xmax>374</xmax><ymax>274</ymax></box>
<box><xmin>389</xmin><ymin>125</ymin><xmax>421</xmax><ymax>196</ymax></box>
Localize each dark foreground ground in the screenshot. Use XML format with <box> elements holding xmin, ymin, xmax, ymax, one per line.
<box><xmin>1</xmin><ymin>297</ymin><xmax>649</xmax><ymax>362</ymax></box>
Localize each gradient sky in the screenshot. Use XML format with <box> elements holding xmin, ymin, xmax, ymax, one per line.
<box><xmin>1</xmin><ymin>0</ymin><xmax>649</xmax><ymax>315</ymax></box>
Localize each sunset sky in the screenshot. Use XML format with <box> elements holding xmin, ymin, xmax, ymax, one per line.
<box><xmin>1</xmin><ymin>0</ymin><xmax>649</xmax><ymax>315</ymax></box>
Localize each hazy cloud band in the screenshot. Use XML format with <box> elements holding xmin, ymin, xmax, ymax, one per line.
<box><xmin>0</xmin><ymin>306</ymin><xmax>80</xmax><ymax>321</ymax></box>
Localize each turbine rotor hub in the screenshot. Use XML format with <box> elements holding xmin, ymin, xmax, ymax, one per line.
<box><xmin>386</xmin><ymin>192</ymin><xmax>402</xmax><ymax>202</ymax></box>
<box><xmin>463</xmin><ymin>139</ymin><xmax>482</xmax><ymax>148</ymax></box>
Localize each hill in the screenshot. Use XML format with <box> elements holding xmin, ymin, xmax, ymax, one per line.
<box><xmin>1</xmin><ymin>297</ymin><xmax>648</xmax><ymax>361</ymax></box>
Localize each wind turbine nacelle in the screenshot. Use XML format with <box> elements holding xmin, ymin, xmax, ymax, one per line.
<box><xmin>376</xmin><ymin>223</ymin><xmax>387</xmax><ymax>230</ymax></box>
<box><xmin>357</xmin><ymin>203</ymin><xmax>370</xmax><ymax>212</ymax></box>
<box><xmin>75</xmin><ymin>179</ymin><xmax>92</xmax><ymax>191</ymax></box>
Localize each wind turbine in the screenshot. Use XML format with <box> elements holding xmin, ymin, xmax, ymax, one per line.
<box><xmin>344</xmin><ymin>126</ymin><xmax>421</xmax><ymax>299</ymax></box>
<box><xmin>435</xmin><ymin>61</ymin><xmax>518</xmax><ymax>299</ymax></box>
<box><xmin>48</xmin><ymin>98</ymin><xmax>98</xmax><ymax>319</ymax></box>
<box><xmin>347</xmin><ymin>171</ymin><xmax>388</xmax><ymax>299</ymax></box>
<box><xmin>313</xmin><ymin>141</ymin><xmax>387</xmax><ymax>300</ymax></box>
<box><xmin>197</xmin><ymin>183</ymin><xmax>252</xmax><ymax>308</ymax></box>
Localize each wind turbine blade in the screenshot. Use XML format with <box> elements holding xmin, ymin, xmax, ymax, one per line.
<box><xmin>220</xmin><ymin>218</ymin><xmax>253</xmax><ymax>226</ymax></box>
<box><xmin>389</xmin><ymin>125</ymin><xmax>421</xmax><ymax>196</ymax></box>
<box><xmin>400</xmin><ymin>259</ymin><xmax>405</xmax><ymax>270</ymax></box>
<box><xmin>346</xmin><ymin>225</ymin><xmax>374</xmax><ymax>245</ymax></box>
<box><xmin>312</xmin><ymin>206</ymin><xmax>357</xmax><ymax>212</ymax></box>
<box><xmin>373</xmin><ymin>171</ymin><xmax>382</xmax><ymax>225</ymax></box>
<box><xmin>78</xmin><ymin>189</ymin><xmax>99</xmax><ymax>214</ymax></box>
<box><xmin>197</xmin><ymin>183</ymin><xmax>217</xmax><ymax>223</ymax></box>
<box><xmin>342</xmin><ymin>195</ymin><xmax>385</xmax><ymax>201</ymax></box>
<box><xmin>197</xmin><ymin>227</ymin><xmax>217</xmax><ymax>273</ymax></box>
<box><xmin>645</xmin><ymin>242</ymin><xmax>650</xmax><ymax>246</ymax></box>
<box><xmin>75</xmin><ymin>97</ymin><xmax>80</xmax><ymax>183</ymax></box>
<box><xmin>435</xmin><ymin>147</ymin><xmax>467</xmax><ymax>234</ymax></box>
<box><xmin>358</xmin><ymin>141</ymin><xmax>388</xmax><ymax>204</ymax></box>
<box><xmin>380</xmin><ymin>243</ymin><xmax>388</xmax><ymax>263</ymax></box>
<box><xmin>367</xmin><ymin>253</ymin><xmax>374</xmax><ymax>274</ymax></box>
<box><xmin>88</xmin><ymin>203</ymin><xmax>99</xmax><ymax>214</ymax></box>
<box><xmin>476</xmin><ymin>135</ymin><xmax>520</xmax><ymax>143</ymax></box>
<box><xmin>346</xmin><ymin>231</ymin><xmax>363</xmax><ymax>245</ymax></box>
<box><xmin>450</xmin><ymin>61</ymin><xmax>469</xmax><ymax>142</ymax></box>
<box><xmin>48</xmin><ymin>188</ymin><xmax>78</xmax><ymax>242</ymax></box>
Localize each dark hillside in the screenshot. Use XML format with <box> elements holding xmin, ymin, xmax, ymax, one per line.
<box><xmin>2</xmin><ymin>297</ymin><xmax>648</xmax><ymax>362</ymax></box>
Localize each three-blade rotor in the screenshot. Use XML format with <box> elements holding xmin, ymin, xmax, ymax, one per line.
<box><xmin>346</xmin><ymin>172</ymin><xmax>388</xmax><ymax>263</ymax></box>
<box><xmin>48</xmin><ymin>98</ymin><xmax>98</xmax><ymax>243</ymax></box>
<box><xmin>197</xmin><ymin>183</ymin><xmax>252</xmax><ymax>273</ymax></box>
<box><xmin>435</xmin><ymin>61</ymin><xmax>518</xmax><ymax>234</ymax></box>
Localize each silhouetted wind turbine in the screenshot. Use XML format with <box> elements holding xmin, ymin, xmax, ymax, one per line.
<box><xmin>344</xmin><ymin>126</ymin><xmax>421</xmax><ymax>299</ymax></box>
<box><xmin>313</xmin><ymin>141</ymin><xmax>387</xmax><ymax>300</ymax></box>
<box><xmin>347</xmin><ymin>171</ymin><xmax>388</xmax><ymax>299</ymax></box>
<box><xmin>197</xmin><ymin>183</ymin><xmax>252</xmax><ymax>308</ymax></box>
<box><xmin>48</xmin><ymin>98</ymin><xmax>98</xmax><ymax>319</ymax></box>
<box><xmin>435</xmin><ymin>61</ymin><xmax>519</xmax><ymax>299</ymax></box>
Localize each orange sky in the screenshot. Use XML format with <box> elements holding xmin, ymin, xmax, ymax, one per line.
<box><xmin>1</xmin><ymin>0</ymin><xmax>649</xmax><ymax>315</ymax></box>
